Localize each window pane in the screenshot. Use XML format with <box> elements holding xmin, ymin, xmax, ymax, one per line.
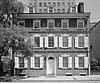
<box><xmin>48</xmin><ymin>37</ymin><xmax>54</xmax><ymax>47</ymax></box>
<box><xmin>19</xmin><ymin>57</ymin><xmax>24</xmax><ymax>68</ymax></box>
<box><xmin>78</xmin><ymin>36</ymin><xmax>84</xmax><ymax>47</ymax></box>
<box><xmin>48</xmin><ymin>21</ymin><xmax>54</xmax><ymax>29</ymax></box>
<box><xmin>63</xmin><ymin>37</ymin><xmax>68</xmax><ymax>47</ymax></box>
<box><xmin>78</xmin><ymin>21</ymin><xmax>84</xmax><ymax>28</ymax></box>
<box><xmin>35</xmin><ymin>57</ymin><xmax>40</xmax><ymax>68</ymax></box>
<box><xmin>79</xmin><ymin>57</ymin><xmax>84</xmax><ymax>67</ymax></box>
<box><xmin>34</xmin><ymin>37</ymin><xmax>40</xmax><ymax>47</ymax></box>
<box><xmin>63</xmin><ymin>57</ymin><xmax>68</xmax><ymax>67</ymax></box>
<box><xmin>69</xmin><ymin>19</ymin><xmax>77</xmax><ymax>28</ymax></box>
<box><xmin>34</xmin><ymin>21</ymin><xmax>40</xmax><ymax>29</ymax></box>
<box><xmin>25</xmin><ymin>19</ymin><xmax>33</xmax><ymax>28</ymax></box>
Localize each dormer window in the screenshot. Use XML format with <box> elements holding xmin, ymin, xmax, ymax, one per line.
<box><xmin>29</xmin><ymin>7</ymin><xmax>33</xmax><ymax>13</ymax></box>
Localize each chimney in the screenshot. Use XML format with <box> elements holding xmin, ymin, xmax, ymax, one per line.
<box><xmin>78</xmin><ymin>2</ymin><xmax>84</xmax><ymax>13</ymax></box>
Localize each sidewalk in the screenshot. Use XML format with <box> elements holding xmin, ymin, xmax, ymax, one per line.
<box><xmin>13</xmin><ymin>75</ymin><xmax>100</xmax><ymax>82</ymax></box>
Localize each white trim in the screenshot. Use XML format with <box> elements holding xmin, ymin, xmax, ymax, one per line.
<box><xmin>77</xmin><ymin>34</ymin><xmax>85</xmax><ymax>36</ymax></box>
<box><xmin>18</xmin><ymin>21</ymin><xmax>25</xmax><ymax>27</ymax></box>
<box><xmin>33</xmin><ymin>34</ymin><xmax>41</xmax><ymax>37</ymax></box>
<box><xmin>33</xmin><ymin>20</ymin><xmax>41</xmax><ymax>29</ymax></box>
<box><xmin>34</xmin><ymin>54</ymin><xmax>41</xmax><ymax>57</ymax></box>
<box><xmin>61</xmin><ymin>54</ymin><xmax>70</xmax><ymax>57</ymax></box>
<box><xmin>77</xmin><ymin>54</ymin><xmax>86</xmax><ymax>57</ymax></box>
<box><xmin>61</xmin><ymin>34</ymin><xmax>69</xmax><ymax>37</ymax></box>
<box><xmin>47</xmin><ymin>34</ymin><xmax>55</xmax><ymax>37</ymax></box>
<box><xmin>77</xmin><ymin>19</ymin><xmax>84</xmax><ymax>29</ymax></box>
<box><xmin>61</xmin><ymin>19</ymin><xmax>69</xmax><ymax>29</ymax></box>
<box><xmin>47</xmin><ymin>19</ymin><xmax>55</xmax><ymax>29</ymax></box>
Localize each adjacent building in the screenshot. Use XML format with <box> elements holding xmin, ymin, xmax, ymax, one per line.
<box><xmin>14</xmin><ymin>0</ymin><xmax>90</xmax><ymax>76</ymax></box>
<box><xmin>90</xmin><ymin>21</ymin><xmax>100</xmax><ymax>62</ymax></box>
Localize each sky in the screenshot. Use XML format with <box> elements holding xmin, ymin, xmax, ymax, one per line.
<box><xmin>18</xmin><ymin>0</ymin><xmax>100</xmax><ymax>22</ymax></box>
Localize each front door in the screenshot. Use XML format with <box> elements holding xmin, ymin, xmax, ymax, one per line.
<box><xmin>46</xmin><ymin>57</ymin><xmax>56</xmax><ymax>76</ymax></box>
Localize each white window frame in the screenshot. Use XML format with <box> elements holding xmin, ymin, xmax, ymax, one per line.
<box><xmin>62</xmin><ymin>57</ymin><xmax>69</xmax><ymax>69</ymax></box>
<box><xmin>47</xmin><ymin>19</ymin><xmax>55</xmax><ymax>29</ymax></box>
<box><xmin>77</xmin><ymin>20</ymin><xmax>84</xmax><ymax>29</ymax></box>
<box><xmin>48</xmin><ymin>36</ymin><xmax>55</xmax><ymax>48</ymax></box>
<box><xmin>61</xmin><ymin>19</ymin><xmax>69</xmax><ymax>29</ymax></box>
<box><xmin>62</xmin><ymin>36</ymin><xmax>69</xmax><ymax>48</ymax></box>
<box><xmin>18</xmin><ymin>21</ymin><xmax>25</xmax><ymax>27</ymax></box>
<box><xmin>78</xmin><ymin>56</ymin><xmax>85</xmax><ymax>68</ymax></box>
<box><xmin>33</xmin><ymin>20</ymin><xmax>40</xmax><ymax>29</ymax></box>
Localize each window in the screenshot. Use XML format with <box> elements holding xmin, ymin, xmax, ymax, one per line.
<box><xmin>72</xmin><ymin>7</ymin><xmax>76</xmax><ymax>13</ymax></box>
<box><xmin>39</xmin><ymin>2</ymin><xmax>42</xmax><ymax>7</ymax></box>
<box><xmin>62</xmin><ymin>20</ymin><xmax>68</xmax><ymax>29</ymax></box>
<box><xmin>34</xmin><ymin>37</ymin><xmax>40</xmax><ymax>47</ymax></box>
<box><xmin>55</xmin><ymin>18</ymin><xmax>61</xmax><ymax>27</ymax></box>
<box><xmin>62</xmin><ymin>37</ymin><xmax>68</xmax><ymax>47</ymax></box>
<box><xmin>78</xmin><ymin>36</ymin><xmax>84</xmax><ymax>47</ymax></box>
<box><xmin>62</xmin><ymin>2</ymin><xmax>65</xmax><ymax>6</ymax></box>
<box><xmin>25</xmin><ymin>19</ymin><xmax>33</xmax><ymax>28</ymax></box>
<box><xmin>63</xmin><ymin>57</ymin><xmax>68</xmax><ymax>67</ymax></box>
<box><xmin>19</xmin><ymin>57</ymin><xmax>24</xmax><ymax>68</ymax></box>
<box><xmin>77</xmin><ymin>20</ymin><xmax>84</xmax><ymax>29</ymax></box>
<box><xmin>41</xmin><ymin>19</ymin><xmax>47</xmax><ymax>27</ymax></box>
<box><xmin>48</xmin><ymin>37</ymin><xmax>54</xmax><ymax>47</ymax></box>
<box><xmin>34</xmin><ymin>57</ymin><xmax>40</xmax><ymax>68</ymax></box>
<box><xmin>57</xmin><ymin>9</ymin><xmax>60</xmax><ymax>13</ymax></box>
<box><xmin>69</xmin><ymin>19</ymin><xmax>77</xmax><ymax>28</ymax></box>
<box><xmin>62</xmin><ymin>9</ymin><xmax>65</xmax><ymax>13</ymax></box>
<box><xmin>53</xmin><ymin>2</ymin><xmax>56</xmax><ymax>6</ymax></box>
<box><xmin>34</xmin><ymin>21</ymin><xmax>40</xmax><ymax>29</ymax></box>
<box><xmin>29</xmin><ymin>7</ymin><xmax>33</xmax><ymax>13</ymax></box>
<box><xmin>79</xmin><ymin>57</ymin><xmax>84</xmax><ymax>67</ymax></box>
<box><xmin>18</xmin><ymin>21</ymin><xmax>24</xmax><ymax>27</ymax></box>
<box><xmin>48</xmin><ymin>20</ymin><xmax>54</xmax><ymax>29</ymax></box>
<box><xmin>44</xmin><ymin>9</ymin><xmax>47</xmax><ymax>13</ymax></box>
<box><xmin>39</xmin><ymin>9</ymin><xmax>42</xmax><ymax>13</ymax></box>
<box><xmin>57</xmin><ymin>2</ymin><xmax>60</xmax><ymax>6</ymax></box>
<box><xmin>44</xmin><ymin>2</ymin><xmax>46</xmax><ymax>7</ymax></box>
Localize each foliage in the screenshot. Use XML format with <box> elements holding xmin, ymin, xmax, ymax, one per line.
<box><xmin>91</xmin><ymin>57</ymin><xmax>100</xmax><ymax>71</ymax></box>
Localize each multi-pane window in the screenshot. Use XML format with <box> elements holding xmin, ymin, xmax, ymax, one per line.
<box><xmin>48</xmin><ymin>37</ymin><xmax>54</xmax><ymax>47</ymax></box>
<box><xmin>48</xmin><ymin>20</ymin><xmax>54</xmax><ymax>29</ymax></box>
<box><xmin>34</xmin><ymin>21</ymin><xmax>40</xmax><ymax>29</ymax></box>
<box><xmin>25</xmin><ymin>19</ymin><xmax>33</xmax><ymax>28</ymax></box>
<box><xmin>69</xmin><ymin>19</ymin><xmax>77</xmax><ymax>28</ymax></box>
<box><xmin>19</xmin><ymin>57</ymin><xmax>24</xmax><ymax>68</ymax></box>
<box><xmin>79</xmin><ymin>57</ymin><xmax>84</xmax><ymax>67</ymax></box>
<box><xmin>62</xmin><ymin>9</ymin><xmax>65</xmax><ymax>13</ymax></box>
<box><xmin>57</xmin><ymin>2</ymin><xmax>60</xmax><ymax>6</ymax></box>
<box><xmin>39</xmin><ymin>9</ymin><xmax>42</xmax><ymax>13</ymax></box>
<box><xmin>63</xmin><ymin>57</ymin><xmax>68</xmax><ymax>67</ymax></box>
<box><xmin>39</xmin><ymin>2</ymin><xmax>42</xmax><ymax>7</ymax></box>
<box><xmin>29</xmin><ymin>7</ymin><xmax>33</xmax><ymax>13</ymax></box>
<box><xmin>18</xmin><ymin>21</ymin><xmax>24</xmax><ymax>27</ymax></box>
<box><xmin>62</xmin><ymin>37</ymin><xmax>68</xmax><ymax>47</ymax></box>
<box><xmin>44</xmin><ymin>2</ymin><xmax>46</xmax><ymax>7</ymax></box>
<box><xmin>34</xmin><ymin>57</ymin><xmax>40</xmax><ymax>68</ymax></box>
<box><xmin>57</xmin><ymin>9</ymin><xmax>60</xmax><ymax>13</ymax></box>
<box><xmin>72</xmin><ymin>7</ymin><xmax>76</xmax><ymax>13</ymax></box>
<box><xmin>78</xmin><ymin>36</ymin><xmax>84</xmax><ymax>47</ymax></box>
<box><xmin>34</xmin><ymin>37</ymin><xmax>40</xmax><ymax>47</ymax></box>
<box><xmin>77</xmin><ymin>20</ymin><xmax>84</xmax><ymax>29</ymax></box>
<box><xmin>62</xmin><ymin>20</ymin><xmax>68</xmax><ymax>29</ymax></box>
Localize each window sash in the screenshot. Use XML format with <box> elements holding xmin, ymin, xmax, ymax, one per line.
<box><xmin>78</xmin><ymin>36</ymin><xmax>84</xmax><ymax>47</ymax></box>
<box><xmin>79</xmin><ymin>57</ymin><xmax>84</xmax><ymax>67</ymax></box>
<box><xmin>48</xmin><ymin>20</ymin><xmax>54</xmax><ymax>29</ymax></box>
<box><xmin>29</xmin><ymin>7</ymin><xmax>33</xmax><ymax>13</ymax></box>
<box><xmin>34</xmin><ymin>21</ymin><xmax>40</xmax><ymax>29</ymax></box>
<box><xmin>62</xmin><ymin>37</ymin><xmax>68</xmax><ymax>47</ymax></box>
<box><xmin>78</xmin><ymin>21</ymin><xmax>84</xmax><ymax>29</ymax></box>
<box><xmin>19</xmin><ymin>57</ymin><xmax>24</xmax><ymax>68</ymax></box>
<box><xmin>62</xmin><ymin>20</ymin><xmax>69</xmax><ymax>29</ymax></box>
<box><xmin>48</xmin><ymin>37</ymin><xmax>54</xmax><ymax>47</ymax></box>
<box><xmin>34</xmin><ymin>37</ymin><xmax>40</xmax><ymax>47</ymax></box>
<box><xmin>34</xmin><ymin>57</ymin><xmax>40</xmax><ymax>68</ymax></box>
<box><xmin>63</xmin><ymin>57</ymin><xmax>68</xmax><ymax>68</ymax></box>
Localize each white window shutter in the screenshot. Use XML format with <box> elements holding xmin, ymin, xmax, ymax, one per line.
<box><xmin>59</xmin><ymin>57</ymin><xmax>63</xmax><ymax>68</ymax></box>
<box><xmin>75</xmin><ymin>57</ymin><xmax>79</xmax><ymax>68</ymax></box>
<box><xmin>84</xmin><ymin>57</ymin><xmax>89</xmax><ymax>68</ymax></box>
<box><xmin>40</xmin><ymin>37</ymin><xmax>43</xmax><ymax>47</ymax></box>
<box><xmin>54</xmin><ymin>37</ymin><xmax>58</xmax><ymax>47</ymax></box>
<box><xmin>33</xmin><ymin>57</ymin><xmax>35</xmax><ymax>68</ymax></box>
<box><xmin>45</xmin><ymin>37</ymin><xmax>48</xmax><ymax>47</ymax></box>
<box><xmin>40</xmin><ymin>57</ymin><xmax>44</xmax><ymax>68</ymax></box>
<box><xmin>68</xmin><ymin>57</ymin><xmax>72</xmax><ymax>68</ymax></box>
<box><xmin>59</xmin><ymin>37</ymin><xmax>62</xmax><ymax>47</ymax></box>
<box><xmin>15</xmin><ymin>57</ymin><xmax>19</xmax><ymax>68</ymax></box>
<box><xmin>85</xmin><ymin>37</ymin><xmax>88</xmax><ymax>48</ymax></box>
<box><xmin>24</xmin><ymin>58</ymin><xmax>28</xmax><ymax>68</ymax></box>
<box><xmin>68</xmin><ymin>37</ymin><xmax>72</xmax><ymax>48</ymax></box>
<box><xmin>31</xmin><ymin>57</ymin><xmax>33</xmax><ymax>68</ymax></box>
<box><xmin>75</xmin><ymin>37</ymin><xmax>78</xmax><ymax>47</ymax></box>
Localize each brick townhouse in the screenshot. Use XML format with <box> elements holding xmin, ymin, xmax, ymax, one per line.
<box><xmin>14</xmin><ymin>0</ymin><xmax>90</xmax><ymax>76</ymax></box>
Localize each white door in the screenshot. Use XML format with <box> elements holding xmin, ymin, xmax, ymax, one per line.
<box><xmin>46</xmin><ymin>57</ymin><xmax>55</xmax><ymax>75</ymax></box>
